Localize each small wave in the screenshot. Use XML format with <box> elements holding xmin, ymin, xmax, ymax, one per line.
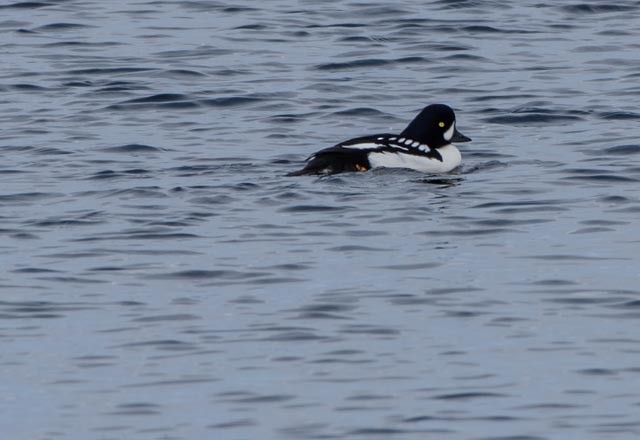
<box><xmin>26</xmin><ymin>216</ymin><xmax>103</xmax><ymax>227</ymax></box>
<box><xmin>209</xmin><ymin>68</ymin><xmax>250</xmax><ymax>77</ymax></box>
<box><xmin>576</xmin><ymin>368</ymin><xmax>617</xmax><ymax>376</ymax></box>
<box><xmin>484</xmin><ymin>110</ymin><xmax>583</xmax><ymax>125</ymax></box>
<box><xmin>167</xmin><ymin>164</ymin><xmax>251</xmax><ymax>176</ymax></box>
<box><xmin>266</xmin><ymin>114</ymin><xmax>306</xmax><ymax>123</ymax></box>
<box><xmin>374</xmin><ymin>262</ymin><xmax>441</xmax><ymax>270</ymax></box>
<box><xmin>208</xmin><ymin>419</ymin><xmax>257</xmax><ymax>430</ymax></box>
<box><xmin>327</xmin><ymin>245</ymin><xmax>387</xmax><ymax>252</ymax></box>
<box><xmin>11</xmin><ymin>267</ymin><xmax>60</xmax><ymax>273</ymax></box>
<box><xmin>218</xmin><ymin>393</ymin><xmax>295</xmax><ymax>403</ymax></box>
<box><xmin>279</xmin><ymin>205</ymin><xmax>351</xmax><ymax>213</ymax></box>
<box><xmin>200</xmin><ymin>96</ymin><xmax>263</xmax><ymax>107</ymax></box>
<box><xmin>0</xmin><ymin>2</ymin><xmax>53</xmax><ymax>9</ymax></box>
<box><xmin>315</xmin><ymin>56</ymin><xmax>427</xmax><ymax>71</ymax></box>
<box><xmin>560</xmin><ymin>4</ymin><xmax>637</xmax><ymax>14</ymax></box>
<box><xmin>0</xmin><ymin>300</ymin><xmax>94</xmax><ymax>319</ymax></box>
<box><xmin>73</xmin><ymin>232</ymin><xmax>199</xmax><ymax>242</ymax></box>
<box><xmin>422</xmin><ymin>227</ymin><xmax>519</xmax><ymax>236</ymax></box>
<box><xmin>101</xmin><ymin>144</ymin><xmax>162</xmax><ymax>153</ymax></box>
<box><xmin>331</xmin><ymin>107</ymin><xmax>387</xmax><ymax>117</ymax></box>
<box><xmin>88</xmin><ymin>169</ymin><xmax>150</xmax><ymax>180</ymax></box>
<box><xmin>62</xmin><ymin>80</ymin><xmax>94</xmax><ymax>87</ymax></box>
<box><xmin>524</xmin><ymin>254</ymin><xmax>627</xmax><ymax>261</ymax></box>
<box><xmin>563</xmin><ymin>174</ymin><xmax>638</xmax><ymax>183</ymax></box>
<box><xmin>9</xmin><ymin>83</ymin><xmax>47</xmax><ymax>91</ymax></box>
<box><xmin>598</xmin><ymin>196</ymin><xmax>631</xmax><ymax>204</ymax></box>
<box><xmin>35</xmin><ymin>23</ymin><xmax>91</xmax><ymax>31</ymax></box>
<box><xmin>471</xmin><ymin>94</ymin><xmax>537</xmax><ymax>102</ymax></box>
<box><xmin>188</xmin><ymin>195</ymin><xmax>235</xmax><ymax>205</ymax></box>
<box><xmin>414</xmin><ymin>177</ymin><xmax>463</xmax><ymax>186</ymax></box>
<box><xmin>153</xmin><ymin>270</ymin><xmax>268</xmax><ymax>280</ymax></box>
<box><xmin>306</xmin><ymin>22</ymin><xmax>368</xmax><ymax>29</ymax></box>
<box><xmin>473</xmin><ymin>200</ymin><xmax>571</xmax><ymax>209</ymax></box>
<box><xmin>431</xmin><ymin>392</ymin><xmax>508</xmax><ymax>400</ymax></box>
<box><xmin>461</xmin><ymin>25</ymin><xmax>536</xmax><ymax>34</ymax></box>
<box><xmin>153</xmin><ymin>47</ymin><xmax>232</xmax><ymax>59</ymax></box>
<box><xmin>107</xmin><ymin>403</ymin><xmax>162</xmax><ymax>416</ymax></box>
<box><xmin>221</xmin><ymin>6</ymin><xmax>257</xmax><ymax>13</ymax></box>
<box><xmin>69</xmin><ymin>67</ymin><xmax>155</xmax><ymax>75</ymax></box>
<box><xmin>434</xmin><ymin>0</ymin><xmax>495</xmax><ymax>9</ymax></box>
<box><xmin>177</xmin><ymin>2</ymin><xmax>257</xmax><ymax>13</ymax></box>
<box><xmin>33</xmin><ymin>147</ymin><xmax>72</xmax><ymax>155</ymax></box>
<box><xmin>347</xmin><ymin>428</ymin><xmax>409</xmax><ymax>436</ymax></box>
<box><xmin>603</xmin><ymin>144</ymin><xmax>640</xmax><ymax>155</ymax></box>
<box><xmin>0</xmin><ymin>192</ymin><xmax>62</xmax><ymax>203</ymax></box>
<box><xmin>234</xmin><ymin>23</ymin><xmax>268</xmax><ymax>31</ymax></box>
<box><xmin>124</xmin><ymin>93</ymin><xmax>189</xmax><ymax>104</ymax></box>
<box><xmin>444</xmin><ymin>53</ymin><xmax>487</xmax><ymax>61</ymax></box>
<box><xmin>161</xmin><ymin>69</ymin><xmax>207</xmax><ymax>77</ymax></box>
<box><xmin>43</xmin><ymin>41</ymin><xmax>121</xmax><ymax>48</ymax></box>
<box><xmin>132</xmin><ymin>314</ymin><xmax>201</xmax><ymax>323</ymax></box>
<box><xmin>598</xmin><ymin>111</ymin><xmax>640</xmax><ymax>120</ymax></box>
<box><xmin>107</xmin><ymin>102</ymin><xmax>199</xmax><ymax>111</ymax></box>
<box><xmin>108</xmin><ymin>94</ymin><xmax>266</xmax><ymax>111</ymax></box>
<box><xmin>609</xmin><ymin>300</ymin><xmax>640</xmax><ymax>309</ymax></box>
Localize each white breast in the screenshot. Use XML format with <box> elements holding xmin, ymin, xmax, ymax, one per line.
<box><xmin>368</xmin><ymin>144</ymin><xmax>461</xmax><ymax>173</ymax></box>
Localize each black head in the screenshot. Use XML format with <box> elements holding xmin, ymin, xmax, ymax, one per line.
<box><xmin>400</xmin><ymin>104</ymin><xmax>471</xmax><ymax>148</ymax></box>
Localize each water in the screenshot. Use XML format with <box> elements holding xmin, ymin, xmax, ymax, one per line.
<box><xmin>2</xmin><ymin>1</ymin><xmax>640</xmax><ymax>439</ymax></box>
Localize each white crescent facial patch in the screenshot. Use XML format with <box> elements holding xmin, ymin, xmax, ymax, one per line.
<box><xmin>443</xmin><ymin>122</ymin><xmax>455</xmax><ymax>141</ymax></box>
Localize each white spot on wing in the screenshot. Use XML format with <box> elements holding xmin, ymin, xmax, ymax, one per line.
<box><xmin>341</xmin><ymin>142</ymin><xmax>381</xmax><ymax>150</ymax></box>
<box><xmin>398</xmin><ymin>137</ymin><xmax>405</xmax><ymax>143</ymax></box>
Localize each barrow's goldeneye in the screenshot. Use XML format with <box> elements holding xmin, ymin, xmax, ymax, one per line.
<box><xmin>288</xmin><ymin>103</ymin><xmax>471</xmax><ymax>176</ymax></box>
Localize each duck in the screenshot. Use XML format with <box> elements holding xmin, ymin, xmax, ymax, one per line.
<box><xmin>288</xmin><ymin>103</ymin><xmax>471</xmax><ymax>176</ymax></box>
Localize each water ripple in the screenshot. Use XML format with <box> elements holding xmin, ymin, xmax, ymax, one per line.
<box><xmin>3</xmin><ymin>1</ymin><xmax>640</xmax><ymax>439</ymax></box>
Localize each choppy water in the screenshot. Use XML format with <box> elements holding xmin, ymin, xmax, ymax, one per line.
<box><xmin>2</xmin><ymin>1</ymin><xmax>640</xmax><ymax>439</ymax></box>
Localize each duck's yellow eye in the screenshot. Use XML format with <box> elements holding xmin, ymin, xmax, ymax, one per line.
<box><xmin>438</xmin><ymin>122</ymin><xmax>445</xmax><ymax>128</ymax></box>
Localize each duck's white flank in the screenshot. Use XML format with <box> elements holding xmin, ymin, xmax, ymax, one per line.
<box><xmin>368</xmin><ymin>144</ymin><xmax>461</xmax><ymax>173</ymax></box>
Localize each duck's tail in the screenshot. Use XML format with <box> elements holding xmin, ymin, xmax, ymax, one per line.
<box><xmin>287</xmin><ymin>151</ymin><xmax>370</xmax><ymax>176</ymax></box>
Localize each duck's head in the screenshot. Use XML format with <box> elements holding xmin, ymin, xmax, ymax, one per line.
<box><xmin>400</xmin><ymin>104</ymin><xmax>471</xmax><ymax>148</ymax></box>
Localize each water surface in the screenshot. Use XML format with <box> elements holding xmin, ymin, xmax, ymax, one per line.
<box><xmin>2</xmin><ymin>1</ymin><xmax>640</xmax><ymax>439</ymax></box>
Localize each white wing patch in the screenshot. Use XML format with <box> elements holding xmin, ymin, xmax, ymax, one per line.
<box><xmin>341</xmin><ymin>142</ymin><xmax>382</xmax><ymax>150</ymax></box>
<box><xmin>338</xmin><ymin>136</ymin><xmax>446</xmax><ymax>163</ymax></box>
<box><xmin>341</xmin><ymin>137</ymin><xmax>431</xmax><ymax>153</ymax></box>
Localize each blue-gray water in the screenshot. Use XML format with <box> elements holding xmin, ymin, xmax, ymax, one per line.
<box><xmin>2</xmin><ymin>1</ymin><xmax>640</xmax><ymax>439</ymax></box>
